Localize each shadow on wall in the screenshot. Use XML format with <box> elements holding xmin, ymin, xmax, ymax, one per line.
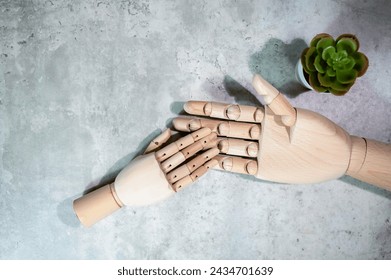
<box><xmin>249</xmin><ymin>38</ymin><xmax>309</xmax><ymax>98</ymax></box>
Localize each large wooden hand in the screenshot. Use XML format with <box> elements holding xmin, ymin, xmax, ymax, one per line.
<box><xmin>73</xmin><ymin>128</ymin><xmax>218</xmax><ymax>227</ymax></box>
<box><xmin>173</xmin><ymin>74</ymin><xmax>391</xmax><ymax>190</ymax></box>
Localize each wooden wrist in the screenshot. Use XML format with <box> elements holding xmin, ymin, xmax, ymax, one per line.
<box><xmin>73</xmin><ymin>183</ymin><xmax>123</xmax><ymax>227</ymax></box>
<box><xmin>346</xmin><ymin>136</ymin><xmax>367</xmax><ymax>175</ymax></box>
<box><xmin>346</xmin><ymin>136</ymin><xmax>391</xmax><ymax>191</ymax></box>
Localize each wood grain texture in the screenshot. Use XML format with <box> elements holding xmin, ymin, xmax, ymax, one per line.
<box><xmin>257</xmin><ymin>107</ymin><xmax>351</xmax><ymax>184</ymax></box>
<box><xmin>73</xmin><ymin>183</ymin><xmax>123</xmax><ymax>227</ymax></box>
<box><xmin>252</xmin><ymin>74</ymin><xmax>296</xmax><ymax>127</ymax></box>
<box><xmin>214</xmin><ymin>155</ymin><xmax>258</xmax><ymax>175</ymax></box>
<box><xmin>268</xmin><ymin>94</ymin><xmax>297</xmax><ymax>127</ymax></box>
<box><xmin>166</xmin><ymin>148</ymin><xmax>219</xmax><ymax>183</ymax></box>
<box><xmin>252</xmin><ymin>74</ymin><xmax>279</xmax><ymax>104</ymax></box>
<box><xmin>144</xmin><ymin>128</ymin><xmax>172</xmax><ymax>154</ymax></box>
<box><xmin>218</xmin><ymin>138</ymin><xmax>258</xmax><ymax>157</ymax></box>
<box><xmin>178</xmin><ymin>100</ymin><xmax>391</xmax><ymax>191</ymax></box>
<box><xmin>347</xmin><ymin>138</ymin><xmax>391</xmax><ymax>191</ymax></box>
<box><xmin>184</xmin><ymin>101</ymin><xmax>264</xmax><ymax>123</ymax></box>
<box><xmin>155</xmin><ymin>127</ymin><xmax>211</xmax><ymax>162</ymax></box>
<box><xmin>115</xmin><ymin>153</ymin><xmax>174</xmax><ymax>206</ymax></box>
<box><xmin>346</xmin><ymin>136</ymin><xmax>367</xmax><ymax>174</ymax></box>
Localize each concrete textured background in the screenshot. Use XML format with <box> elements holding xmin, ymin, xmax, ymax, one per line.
<box><xmin>0</xmin><ymin>0</ymin><xmax>390</xmax><ymax>259</ymax></box>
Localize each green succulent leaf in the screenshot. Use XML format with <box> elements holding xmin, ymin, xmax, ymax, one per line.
<box><xmin>309</xmin><ymin>72</ymin><xmax>328</xmax><ymax>92</ymax></box>
<box><xmin>301</xmin><ymin>48</ymin><xmax>310</xmax><ymax>73</ymax></box>
<box><xmin>336</xmin><ymin>69</ymin><xmax>358</xmax><ymax>84</ymax></box>
<box><xmin>333</xmin><ymin>63</ymin><xmax>343</xmax><ymax>71</ymax></box>
<box><xmin>331</xmin><ymin>52</ymin><xmax>339</xmax><ymax>61</ymax></box>
<box><xmin>321</xmin><ymin>46</ymin><xmax>335</xmax><ymax>60</ymax></box>
<box><xmin>333</xmin><ymin>60</ymin><xmax>347</xmax><ymax>71</ymax></box>
<box><xmin>310</xmin><ymin>33</ymin><xmax>333</xmax><ymax>48</ymax></box>
<box><xmin>332</xmin><ymin>56</ymin><xmax>355</xmax><ymax>71</ymax></box>
<box><xmin>318</xmin><ymin>73</ymin><xmax>335</xmax><ymax>87</ymax></box>
<box><xmin>326</xmin><ymin>67</ymin><xmax>336</xmax><ymax>77</ymax></box>
<box><xmin>342</xmin><ymin>57</ymin><xmax>355</xmax><ymax>71</ymax></box>
<box><xmin>314</xmin><ymin>55</ymin><xmax>326</xmax><ymax>73</ymax></box>
<box><xmin>316</xmin><ymin>37</ymin><xmax>335</xmax><ymax>54</ymax></box>
<box><xmin>336</xmin><ymin>37</ymin><xmax>358</xmax><ymax>54</ymax></box>
<box><xmin>352</xmin><ymin>52</ymin><xmax>369</xmax><ymax>77</ymax></box>
<box><xmin>329</xmin><ymin>88</ymin><xmax>349</xmax><ymax>96</ymax></box>
<box><xmin>336</xmin><ymin>34</ymin><xmax>360</xmax><ymax>50</ymax></box>
<box><xmin>304</xmin><ymin>47</ymin><xmax>317</xmax><ymax>72</ymax></box>
<box><xmin>341</xmin><ymin>50</ymin><xmax>348</xmax><ymax>58</ymax></box>
<box><xmin>330</xmin><ymin>80</ymin><xmax>354</xmax><ymax>92</ymax></box>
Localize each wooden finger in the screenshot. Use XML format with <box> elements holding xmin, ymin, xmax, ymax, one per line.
<box><xmin>203</xmin><ymin>136</ymin><xmax>219</xmax><ymax>149</ymax></box>
<box><xmin>166</xmin><ymin>148</ymin><xmax>220</xmax><ymax>184</ymax></box>
<box><xmin>173</xmin><ymin>117</ymin><xmax>261</xmax><ymax>140</ymax></box>
<box><xmin>184</xmin><ymin>101</ymin><xmax>264</xmax><ymax>123</ymax></box>
<box><xmin>252</xmin><ymin>74</ymin><xmax>296</xmax><ymax>127</ymax></box>
<box><xmin>217</xmin><ymin>137</ymin><xmax>259</xmax><ymax>158</ymax></box>
<box><xmin>214</xmin><ymin>155</ymin><xmax>258</xmax><ymax>175</ymax></box>
<box><xmin>160</xmin><ymin>133</ymin><xmax>217</xmax><ymax>173</ymax></box>
<box><xmin>220</xmin><ymin>121</ymin><xmax>261</xmax><ymax>140</ymax></box>
<box><xmin>181</xmin><ymin>133</ymin><xmax>217</xmax><ymax>159</ymax></box>
<box><xmin>269</xmin><ymin>94</ymin><xmax>297</xmax><ymax>127</ymax></box>
<box><xmin>144</xmin><ymin>129</ymin><xmax>172</xmax><ymax>154</ymax></box>
<box><xmin>171</xmin><ymin>159</ymin><xmax>219</xmax><ymax>191</ymax></box>
<box><xmin>252</xmin><ymin>74</ymin><xmax>279</xmax><ymax>104</ymax></box>
<box><xmin>155</xmin><ymin>127</ymin><xmax>211</xmax><ymax>162</ymax></box>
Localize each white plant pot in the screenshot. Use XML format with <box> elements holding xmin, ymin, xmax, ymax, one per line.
<box><xmin>295</xmin><ymin>59</ymin><xmax>313</xmax><ymax>90</ymax></box>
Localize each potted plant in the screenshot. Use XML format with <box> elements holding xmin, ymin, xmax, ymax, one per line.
<box><xmin>296</xmin><ymin>33</ymin><xmax>369</xmax><ymax>95</ymax></box>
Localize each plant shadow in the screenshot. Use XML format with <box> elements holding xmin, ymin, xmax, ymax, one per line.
<box><xmin>249</xmin><ymin>37</ymin><xmax>310</xmax><ymax>98</ymax></box>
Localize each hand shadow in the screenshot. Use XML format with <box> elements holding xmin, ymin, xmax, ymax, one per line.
<box><xmin>223</xmin><ymin>75</ymin><xmax>262</xmax><ymax>107</ymax></box>
<box><xmin>83</xmin><ymin>129</ymin><xmax>164</xmax><ymax>195</ymax></box>
<box><xmin>340</xmin><ymin>176</ymin><xmax>391</xmax><ymax>199</ymax></box>
<box><xmin>249</xmin><ymin>37</ymin><xmax>309</xmax><ymax>98</ymax></box>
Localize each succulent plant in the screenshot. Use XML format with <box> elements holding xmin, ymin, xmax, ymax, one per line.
<box><xmin>301</xmin><ymin>33</ymin><xmax>369</xmax><ymax>95</ymax></box>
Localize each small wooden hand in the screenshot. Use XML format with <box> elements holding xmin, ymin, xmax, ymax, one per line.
<box><xmin>73</xmin><ymin>128</ymin><xmax>218</xmax><ymax>227</ymax></box>
<box><xmin>173</xmin><ymin>74</ymin><xmax>391</xmax><ymax>190</ymax></box>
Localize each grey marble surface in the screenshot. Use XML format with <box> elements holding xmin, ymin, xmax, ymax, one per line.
<box><xmin>0</xmin><ymin>0</ymin><xmax>390</xmax><ymax>259</ymax></box>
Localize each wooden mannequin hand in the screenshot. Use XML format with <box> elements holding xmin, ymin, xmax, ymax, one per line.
<box><xmin>172</xmin><ymin>74</ymin><xmax>391</xmax><ymax>190</ymax></box>
<box><xmin>73</xmin><ymin>128</ymin><xmax>218</xmax><ymax>227</ymax></box>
